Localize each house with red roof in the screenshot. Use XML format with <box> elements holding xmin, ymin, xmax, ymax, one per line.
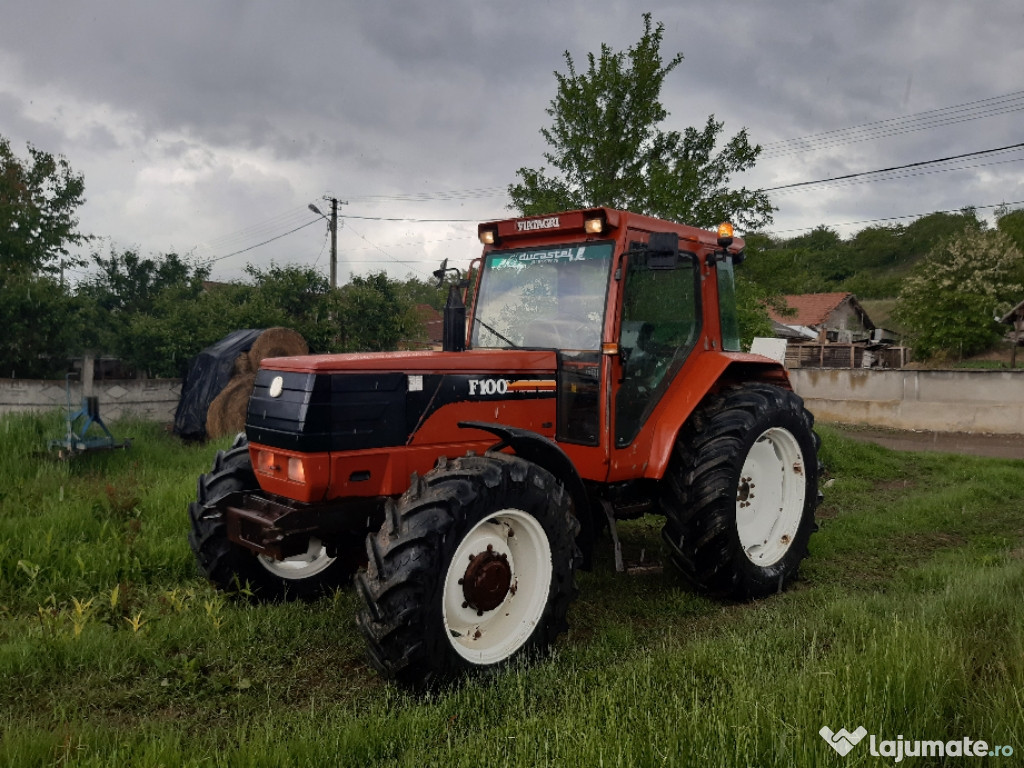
<box><xmin>768</xmin><ymin>292</ymin><xmax>875</xmax><ymax>343</ymax></box>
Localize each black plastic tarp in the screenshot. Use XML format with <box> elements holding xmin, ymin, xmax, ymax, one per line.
<box><xmin>173</xmin><ymin>329</ymin><xmax>264</xmax><ymax>441</ymax></box>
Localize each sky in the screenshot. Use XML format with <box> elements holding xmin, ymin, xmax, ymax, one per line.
<box><xmin>2</xmin><ymin>0</ymin><xmax>1023</xmax><ymax>286</ymax></box>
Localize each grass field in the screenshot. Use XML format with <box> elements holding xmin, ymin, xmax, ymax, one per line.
<box><xmin>1</xmin><ymin>410</ymin><xmax>1022</xmax><ymax>766</ymax></box>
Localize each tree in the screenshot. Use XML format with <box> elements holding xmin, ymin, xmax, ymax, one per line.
<box><xmin>996</xmin><ymin>207</ymin><xmax>1024</xmax><ymax>253</ymax></box>
<box><xmin>396</xmin><ymin>274</ymin><xmax>450</xmax><ymax>311</ymax></box>
<box><xmin>734</xmin><ymin>272</ymin><xmax>791</xmax><ymax>347</ymax></box>
<box><xmin>892</xmin><ymin>229</ymin><xmax>1023</xmax><ymax>360</ymax></box>
<box><xmin>0</xmin><ymin>272</ymin><xmax>78</xmax><ymax>378</ymax></box>
<box><xmin>72</xmin><ymin>249</ymin><xmax>213</xmax><ymax>375</ymax></box>
<box><xmin>737</xmin><ymin>233</ymin><xmax>833</xmax><ymax>297</ymax></box>
<box><xmin>903</xmin><ymin>209</ymin><xmax>982</xmax><ymax>257</ymax></box>
<box><xmin>509</xmin><ymin>14</ymin><xmax>774</xmax><ymax>230</ymax></box>
<box><xmin>83</xmin><ymin>249</ymin><xmax>206</xmax><ymax>314</ymax></box>
<box><xmin>235</xmin><ymin>264</ymin><xmax>334</xmax><ymax>350</ymax></box>
<box><xmin>119</xmin><ymin>281</ymin><xmax>229</xmax><ymax>377</ymax></box>
<box><xmin>0</xmin><ymin>135</ymin><xmax>88</xmax><ymax>277</ymax></box>
<box><xmin>0</xmin><ymin>135</ymin><xmax>88</xmax><ymax>375</ymax></box>
<box><xmin>334</xmin><ymin>272</ymin><xmax>421</xmax><ymax>352</ymax></box>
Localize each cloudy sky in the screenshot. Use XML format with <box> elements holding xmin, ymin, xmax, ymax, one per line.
<box><xmin>2</xmin><ymin>1</ymin><xmax>1023</xmax><ymax>285</ymax></box>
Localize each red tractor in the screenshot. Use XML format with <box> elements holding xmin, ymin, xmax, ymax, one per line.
<box><xmin>188</xmin><ymin>207</ymin><xmax>820</xmax><ymax>688</ymax></box>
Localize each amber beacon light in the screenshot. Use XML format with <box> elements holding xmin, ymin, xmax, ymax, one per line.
<box><xmin>716</xmin><ymin>222</ymin><xmax>734</xmax><ymax>248</ymax></box>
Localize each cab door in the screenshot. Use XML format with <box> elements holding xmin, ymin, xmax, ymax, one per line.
<box><xmin>611</xmin><ymin>235</ymin><xmax>703</xmax><ymax>453</ymax></box>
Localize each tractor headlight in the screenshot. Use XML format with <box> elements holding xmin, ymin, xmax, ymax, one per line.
<box><xmin>257</xmin><ymin>450</ymin><xmax>278</xmax><ymax>474</ymax></box>
<box><xmin>287</xmin><ymin>457</ymin><xmax>306</xmax><ymax>483</ymax></box>
<box><xmin>256</xmin><ymin>450</ymin><xmax>307</xmax><ymax>484</ymax></box>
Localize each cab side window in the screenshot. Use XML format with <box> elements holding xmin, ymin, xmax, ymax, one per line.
<box><xmin>615</xmin><ymin>255</ymin><xmax>701</xmax><ymax>446</ymax></box>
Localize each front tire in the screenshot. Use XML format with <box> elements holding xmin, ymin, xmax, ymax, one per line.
<box><xmin>661</xmin><ymin>383</ymin><xmax>820</xmax><ymax>599</ymax></box>
<box><xmin>356</xmin><ymin>452</ymin><xmax>579</xmax><ymax>688</ymax></box>
<box><xmin>187</xmin><ymin>435</ymin><xmax>351</xmax><ymax>600</ymax></box>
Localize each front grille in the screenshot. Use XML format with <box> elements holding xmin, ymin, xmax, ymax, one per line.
<box><xmin>246</xmin><ymin>370</ymin><xmax>407</xmax><ymax>452</ymax></box>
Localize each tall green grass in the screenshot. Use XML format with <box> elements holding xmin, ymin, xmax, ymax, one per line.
<box><xmin>1</xmin><ymin>414</ymin><xmax>1022</xmax><ymax>766</ymax></box>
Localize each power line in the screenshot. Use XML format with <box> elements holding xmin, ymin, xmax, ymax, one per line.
<box><xmin>196</xmin><ymin>206</ymin><xmax>313</xmax><ymax>252</ymax></box>
<box><xmin>345</xmin><ymin>213</ymin><xmax>487</xmax><ymax>223</ymax></box>
<box><xmin>342</xmin><ymin>232</ymin><xmax>474</xmax><ymax>253</ymax></box>
<box><xmin>760</xmin><ymin>89</ymin><xmax>1024</xmax><ymax>158</ymax></box>
<box><xmin>764</xmin><ymin>198</ymin><xmax>1024</xmax><ymax>236</ymax></box>
<box><xmin>310</xmin><ymin>227</ymin><xmax>330</xmax><ymax>270</ymax></box>
<box><xmin>201</xmin><ymin>218</ymin><xmax>322</xmax><ymax>265</ymax></box>
<box><xmin>343</xmin><ymin>223</ymin><xmax>433</xmax><ymax>279</ymax></box>
<box><xmin>196</xmin><ymin>139</ymin><xmax>1021</xmax><ymax>266</ymax></box>
<box><xmin>345</xmin><ymin>187</ymin><xmax>507</xmax><ymax>203</ymax></box>
<box><xmin>762</xmin><ymin>103</ymin><xmax>1024</xmax><ymax>158</ymax></box>
<box><xmin>763</xmin><ymin>143</ymin><xmax>1024</xmax><ymax>192</ymax></box>
<box><xmin>771</xmin><ymin>155</ymin><xmax>1024</xmax><ymax>196</ymax></box>
<box><xmin>762</xmin><ymin>89</ymin><xmax>1024</xmax><ymax>149</ymax></box>
<box><xmin>189</xmin><ymin>87</ymin><xmax>1024</xmax><ymax>261</ymax></box>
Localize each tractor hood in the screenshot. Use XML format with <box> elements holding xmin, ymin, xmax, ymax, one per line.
<box><xmin>246</xmin><ymin>349</ymin><xmax>560</xmax><ymax>454</ymax></box>
<box><xmin>260</xmin><ymin>348</ymin><xmax>557</xmax><ymax>375</ymax></box>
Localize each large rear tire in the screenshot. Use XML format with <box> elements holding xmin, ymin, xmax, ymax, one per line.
<box><xmin>187</xmin><ymin>434</ymin><xmax>351</xmax><ymax>600</ymax></box>
<box><xmin>661</xmin><ymin>383</ymin><xmax>820</xmax><ymax>599</ymax></box>
<box><xmin>356</xmin><ymin>452</ymin><xmax>579</xmax><ymax>688</ymax></box>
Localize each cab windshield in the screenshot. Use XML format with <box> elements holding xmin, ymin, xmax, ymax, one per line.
<box><xmin>470</xmin><ymin>242</ymin><xmax>614</xmax><ymax>350</ymax></box>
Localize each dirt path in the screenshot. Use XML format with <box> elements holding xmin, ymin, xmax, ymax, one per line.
<box><xmin>834</xmin><ymin>426</ymin><xmax>1024</xmax><ymax>460</ymax></box>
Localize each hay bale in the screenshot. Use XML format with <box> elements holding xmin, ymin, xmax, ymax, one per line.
<box><xmin>248</xmin><ymin>327</ymin><xmax>308</xmax><ymax>369</ymax></box>
<box><xmin>206</xmin><ymin>373</ymin><xmax>256</xmax><ymax>440</ymax></box>
<box><xmin>233</xmin><ymin>351</ymin><xmax>255</xmax><ymax>376</ymax></box>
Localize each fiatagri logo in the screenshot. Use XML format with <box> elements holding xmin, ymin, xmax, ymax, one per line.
<box><xmin>820</xmin><ymin>725</ymin><xmax>1014</xmax><ymax>762</ymax></box>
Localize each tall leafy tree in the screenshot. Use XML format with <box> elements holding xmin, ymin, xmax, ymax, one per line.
<box><xmin>996</xmin><ymin>206</ymin><xmax>1024</xmax><ymax>253</ymax></box>
<box><xmin>83</xmin><ymin>249</ymin><xmax>206</xmax><ymax>314</ymax></box>
<box><xmin>396</xmin><ymin>274</ymin><xmax>450</xmax><ymax>311</ymax></box>
<box><xmin>74</xmin><ymin>249</ymin><xmax>212</xmax><ymax>374</ymax></box>
<box><xmin>0</xmin><ymin>272</ymin><xmax>77</xmax><ymax>378</ymax></box>
<box><xmin>333</xmin><ymin>272</ymin><xmax>421</xmax><ymax>352</ymax></box>
<box><xmin>509</xmin><ymin>14</ymin><xmax>774</xmax><ymax>230</ymax></box>
<box><xmin>0</xmin><ymin>135</ymin><xmax>88</xmax><ymax>375</ymax></box>
<box><xmin>893</xmin><ymin>229</ymin><xmax>1023</xmax><ymax>360</ymax></box>
<box><xmin>0</xmin><ymin>136</ymin><xmax>88</xmax><ymax>276</ymax></box>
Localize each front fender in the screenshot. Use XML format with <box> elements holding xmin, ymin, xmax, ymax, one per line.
<box><xmin>458</xmin><ymin>421</ymin><xmax>595</xmax><ymax>569</ymax></box>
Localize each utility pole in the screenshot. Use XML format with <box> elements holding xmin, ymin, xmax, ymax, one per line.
<box><xmin>309</xmin><ymin>197</ymin><xmax>346</xmax><ymax>289</ymax></box>
<box><xmin>329</xmin><ymin>197</ymin><xmax>339</xmax><ymax>290</ymax></box>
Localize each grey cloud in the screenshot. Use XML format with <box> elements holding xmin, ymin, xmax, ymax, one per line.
<box><xmin>1</xmin><ymin>0</ymin><xmax>1021</xmax><ymax>278</ymax></box>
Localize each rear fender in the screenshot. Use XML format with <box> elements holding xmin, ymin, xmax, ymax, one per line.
<box><xmin>458</xmin><ymin>420</ymin><xmax>595</xmax><ymax>570</ymax></box>
<box><xmin>645</xmin><ymin>354</ymin><xmax>791</xmax><ymax>480</ymax></box>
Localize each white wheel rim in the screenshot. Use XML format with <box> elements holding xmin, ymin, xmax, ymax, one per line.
<box><xmin>735</xmin><ymin>427</ymin><xmax>807</xmax><ymax>567</ymax></box>
<box><xmin>442</xmin><ymin>509</ymin><xmax>553</xmax><ymax>665</ymax></box>
<box><xmin>258</xmin><ymin>537</ymin><xmax>336</xmax><ymax>580</ymax></box>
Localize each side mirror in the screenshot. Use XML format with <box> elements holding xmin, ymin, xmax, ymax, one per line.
<box><xmin>434</xmin><ymin>258</ymin><xmax>465</xmax><ymax>288</ymax></box>
<box><xmin>432</xmin><ymin>258</ymin><xmax>449</xmax><ymax>288</ymax></box>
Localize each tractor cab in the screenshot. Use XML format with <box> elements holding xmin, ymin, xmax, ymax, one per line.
<box><xmin>463</xmin><ymin>208</ymin><xmax>753</xmax><ymax>480</ymax></box>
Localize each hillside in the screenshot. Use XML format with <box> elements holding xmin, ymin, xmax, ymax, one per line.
<box><xmin>738</xmin><ymin>209</ymin><xmax>1021</xmax><ymax>301</ymax></box>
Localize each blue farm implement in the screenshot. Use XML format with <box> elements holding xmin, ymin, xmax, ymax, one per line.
<box><xmin>49</xmin><ymin>374</ymin><xmax>131</xmax><ymax>459</ymax></box>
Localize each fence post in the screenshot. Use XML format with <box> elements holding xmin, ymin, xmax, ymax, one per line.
<box><xmin>82</xmin><ymin>354</ymin><xmax>95</xmax><ymax>397</ymax></box>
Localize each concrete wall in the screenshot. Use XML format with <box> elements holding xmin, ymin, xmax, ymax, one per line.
<box><xmin>3</xmin><ymin>370</ymin><xmax>1023</xmax><ymax>435</ymax></box>
<box><xmin>0</xmin><ymin>379</ymin><xmax>181</xmax><ymax>422</ymax></box>
<box><xmin>790</xmin><ymin>368</ymin><xmax>1024</xmax><ymax>435</ymax></box>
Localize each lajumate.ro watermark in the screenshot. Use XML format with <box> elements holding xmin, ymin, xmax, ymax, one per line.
<box><xmin>820</xmin><ymin>725</ymin><xmax>1014</xmax><ymax>762</ymax></box>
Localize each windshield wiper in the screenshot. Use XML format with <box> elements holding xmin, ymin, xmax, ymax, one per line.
<box><xmin>472</xmin><ymin>316</ymin><xmax>520</xmax><ymax>349</ymax></box>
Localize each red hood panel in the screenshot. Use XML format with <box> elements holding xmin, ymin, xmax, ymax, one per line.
<box><xmin>261</xmin><ymin>348</ymin><xmax>558</xmax><ymax>375</ymax></box>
